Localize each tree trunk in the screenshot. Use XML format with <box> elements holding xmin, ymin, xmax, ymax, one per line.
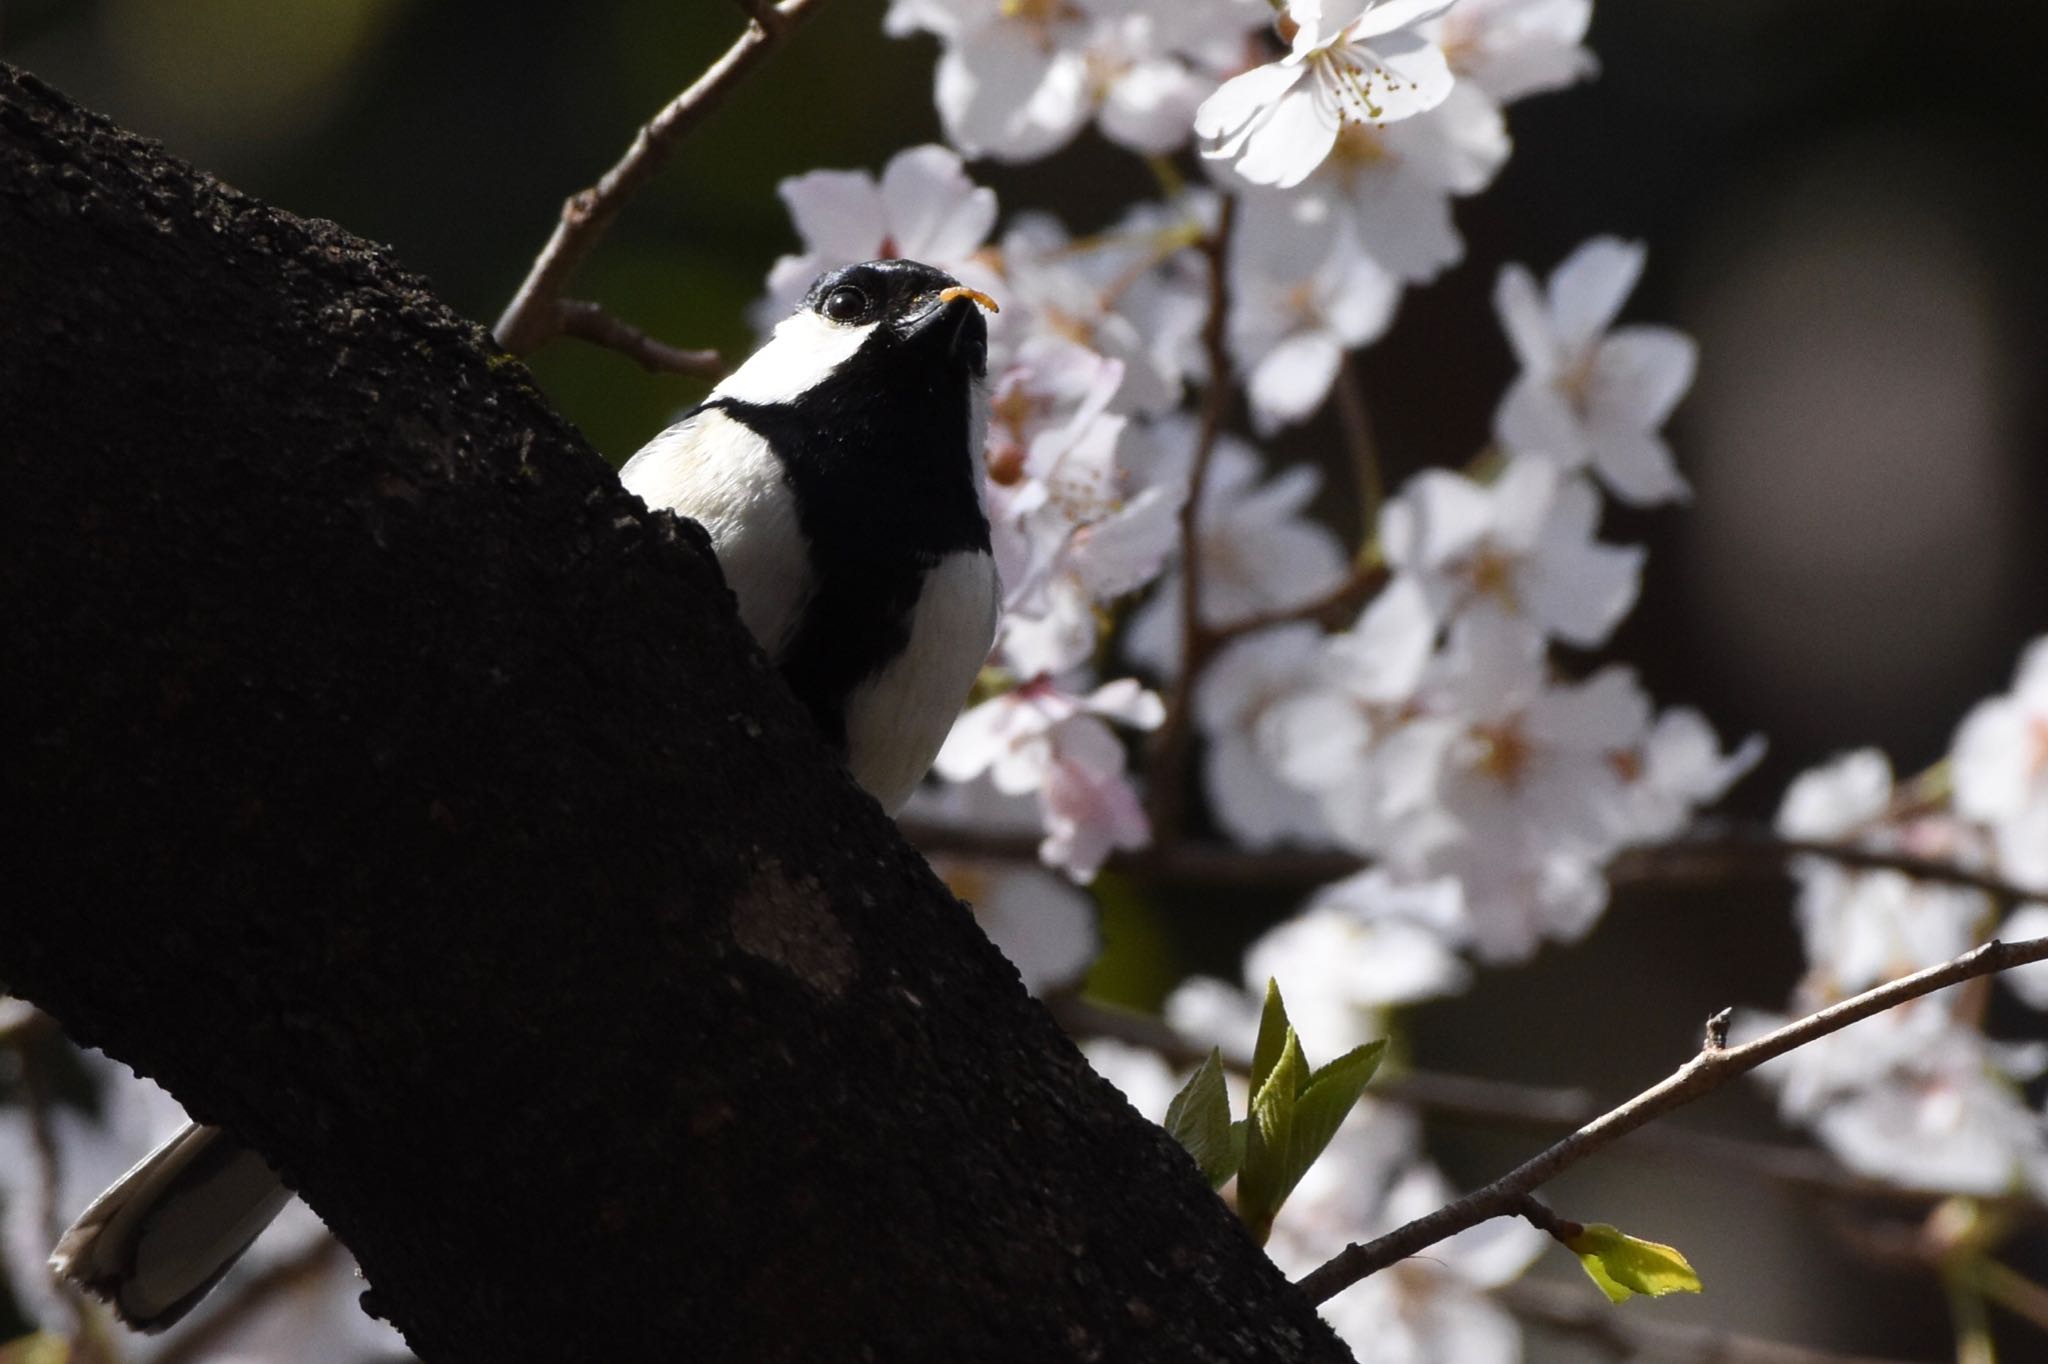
<box><xmin>0</xmin><ymin>64</ymin><xmax>1351</xmax><ymax>1364</ymax></box>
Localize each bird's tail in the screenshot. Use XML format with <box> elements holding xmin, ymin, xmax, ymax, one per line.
<box><xmin>50</xmin><ymin>1120</ymin><xmax>292</xmax><ymax>1332</ymax></box>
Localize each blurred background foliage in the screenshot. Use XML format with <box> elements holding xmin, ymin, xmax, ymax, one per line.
<box><xmin>5</xmin><ymin>0</ymin><xmax>2048</xmax><ymax>1359</ymax></box>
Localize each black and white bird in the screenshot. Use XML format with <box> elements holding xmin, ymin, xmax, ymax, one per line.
<box><xmin>50</xmin><ymin>258</ymin><xmax>1002</xmax><ymax>1330</ymax></box>
<box><xmin>619</xmin><ymin>257</ymin><xmax>1002</xmax><ymax>810</ymax></box>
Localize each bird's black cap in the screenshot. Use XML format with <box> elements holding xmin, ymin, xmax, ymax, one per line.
<box><xmin>803</xmin><ymin>259</ymin><xmax>989</xmax><ymax>376</ymax></box>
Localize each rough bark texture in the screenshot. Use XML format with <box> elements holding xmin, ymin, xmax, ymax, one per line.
<box><xmin>0</xmin><ymin>65</ymin><xmax>1352</xmax><ymax>1364</ymax></box>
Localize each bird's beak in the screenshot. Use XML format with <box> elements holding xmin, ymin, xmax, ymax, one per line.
<box><xmin>906</xmin><ymin>288</ymin><xmax>995</xmax><ymax>373</ymax></box>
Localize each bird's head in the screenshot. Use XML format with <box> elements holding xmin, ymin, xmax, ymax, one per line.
<box><xmin>714</xmin><ymin>259</ymin><xmax>998</xmax><ymax>407</ymax></box>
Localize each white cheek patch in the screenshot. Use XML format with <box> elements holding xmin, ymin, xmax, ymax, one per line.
<box><xmin>712</xmin><ymin>310</ymin><xmax>877</xmax><ymax>406</ymax></box>
<box><xmin>618</xmin><ymin>408</ymin><xmax>815</xmax><ymax>658</ymax></box>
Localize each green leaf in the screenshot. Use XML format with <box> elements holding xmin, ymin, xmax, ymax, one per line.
<box><xmin>1249</xmin><ymin>978</ymin><xmax>1293</xmax><ymax>1099</ymax></box>
<box><xmin>1285</xmin><ymin>1039</ymin><xmax>1387</xmax><ymax>1184</ymax></box>
<box><xmin>1566</xmin><ymin>1223</ymin><xmax>1704</xmax><ymax>1303</ymax></box>
<box><xmin>1162</xmin><ymin>1049</ymin><xmax>1239</xmax><ymax>1189</ymax></box>
<box><xmin>1236</xmin><ymin>1026</ymin><xmax>1307</xmax><ymax>1243</ymax></box>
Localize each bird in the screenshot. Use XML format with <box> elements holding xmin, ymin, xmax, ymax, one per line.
<box><xmin>50</xmin><ymin>258</ymin><xmax>1003</xmax><ymax>1330</ymax></box>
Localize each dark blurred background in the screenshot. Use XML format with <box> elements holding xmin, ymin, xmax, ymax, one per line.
<box><xmin>6</xmin><ymin>1</ymin><xmax>2046</xmax><ymax>1358</ymax></box>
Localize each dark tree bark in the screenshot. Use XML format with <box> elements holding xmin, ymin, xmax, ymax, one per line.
<box><xmin>0</xmin><ymin>65</ymin><xmax>1352</xmax><ymax>1364</ymax></box>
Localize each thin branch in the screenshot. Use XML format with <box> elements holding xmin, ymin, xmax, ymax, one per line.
<box><xmin>1510</xmin><ymin>1192</ymin><xmax>1579</xmax><ymax>1244</ymax></box>
<box><xmin>558</xmin><ymin>300</ymin><xmax>725</xmax><ymax>378</ymax></box>
<box><xmin>1294</xmin><ymin>935</ymin><xmax>2048</xmax><ymax>1306</ymax></box>
<box><xmin>1624</xmin><ymin>824</ymin><xmax>2032</xmax><ymax>908</ymax></box>
<box><xmin>1499</xmin><ymin>1276</ymin><xmax>1937</xmax><ymax>1364</ymax></box>
<box><xmin>1048</xmin><ymin>996</ymin><xmax>2036</xmax><ymax>1214</ymax></box>
<box><xmin>1330</xmin><ymin>352</ymin><xmax>1383</xmax><ymax>543</ymax></box>
<box><xmin>907</xmin><ymin>819</ymin><xmax>2043</xmax><ymax>910</ymax></box>
<box><xmin>1146</xmin><ymin>193</ymin><xmax>1236</xmax><ymax>844</ymax></box>
<box><xmin>492</xmin><ymin>0</ymin><xmax>831</xmax><ymax>359</ymax></box>
<box><xmin>1973</xmin><ymin>1258</ymin><xmax>2048</xmax><ymax>1335</ymax></box>
<box><xmin>1206</xmin><ymin>559</ymin><xmax>1386</xmax><ymax>647</ymax></box>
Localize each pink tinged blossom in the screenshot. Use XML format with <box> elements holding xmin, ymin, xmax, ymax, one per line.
<box><xmin>987</xmin><ymin>342</ymin><xmax>1191</xmax><ymax>678</ymax></box>
<box><xmin>996</xmin><ymin>207</ymin><xmax>1209</xmax><ymax>418</ymax></box>
<box><xmin>1493</xmin><ymin>236</ymin><xmax>1699</xmax><ymax>506</ymax></box>
<box><xmin>1195</xmin><ymin>0</ymin><xmax>1460</xmax><ymax>189</ymax></box>
<box><xmin>1380</xmin><ymin>454</ymin><xmax>1644</xmax><ymax>648</ymax></box>
<box><xmin>935</xmin><ymin>678</ymin><xmax>1164</xmax><ymax>881</ymax></box>
<box><xmin>760</xmin><ymin>145</ymin><xmax>1001</xmax><ymax>324</ymax></box>
<box><xmin>1952</xmin><ymin>636</ymin><xmax>2048</xmax><ymax>891</ymax></box>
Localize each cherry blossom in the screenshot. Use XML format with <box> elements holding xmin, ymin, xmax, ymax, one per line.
<box><xmin>1265</xmin><ymin>1112</ymin><xmax>1543</xmax><ymax>1364</ymax></box>
<box><xmin>1262</xmin><ymin>870</ymin><xmax>1473</xmax><ymax>1010</ymax></box>
<box><xmin>1379</xmin><ymin>453</ymin><xmax>1644</xmax><ymax>648</ymax></box>
<box><xmin>1228</xmin><ymin>194</ymin><xmax>1400</xmax><ymax>433</ymax></box>
<box><xmin>994</xmin><ymin>203</ymin><xmax>1213</xmax><ymax>418</ymax></box>
<box><xmin>1778</xmin><ymin>750</ymin><xmax>1995</xmax><ymax>995</ymax></box>
<box><xmin>1195</xmin><ymin>0</ymin><xmax>1459</xmax><ymax>189</ymax></box>
<box><xmin>1123</xmin><ymin>422</ymin><xmax>1351</xmax><ymax>675</ymax></box>
<box><xmin>1740</xmin><ymin>1000</ymin><xmax>2048</xmax><ymax>1198</ymax></box>
<box><xmin>1494</xmin><ymin>236</ymin><xmax>1698</xmax><ymax>506</ymax></box>
<box><xmin>1434</xmin><ymin>0</ymin><xmax>1596</xmax><ymax>104</ymax></box>
<box><xmin>935</xmin><ymin>677</ymin><xmax>1164</xmax><ymax>880</ymax></box>
<box><xmin>941</xmin><ymin>860</ymin><xmax>1102</xmax><ymax>995</ymax></box>
<box><xmin>758</xmin><ymin>144</ymin><xmax>1001</xmax><ymax>326</ymax></box>
<box><xmin>1951</xmin><ymin>636</ymin><xmax>2048</xmax><ymax>891</ymax></box>
<box><xmin>1269</xmin><ymin>605</ymin><xmax>1755</xmax><ymax>963</ymax></box>
<box><xmin>886</xmin><ymin>0</ymin><xmax>1263</xmax><ymax>162</ymax></box>
<box><xmin>1189</xmin><ymin>625</ymin><xmax>1334</xmax><ymax>848</ymax></box>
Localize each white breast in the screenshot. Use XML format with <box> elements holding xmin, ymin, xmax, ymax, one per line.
<box><xmin>845</xmin><ymin>549</ymin><xmax>1001</xmax><ymax>813</ymax></box>
<box><xmin>618</xmin><ymin>407</ymin><xmax>813</xmax><ymax>657</ymax></box>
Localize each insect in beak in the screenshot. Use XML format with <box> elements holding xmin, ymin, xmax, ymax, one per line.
<box><xmin>937</xmin><ymin>285</ymin><xmax>1000</xmax><ymax>314</ymax></box>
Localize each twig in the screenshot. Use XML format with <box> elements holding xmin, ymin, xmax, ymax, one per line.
<box><xmin>1294</xmin><ymin>935</ymin><xmax>2048</xmax><ymax>1306</ymax></box>
<box><xmin>558</xmin><ymin>300</ymin><xmax>725</xmax><ymax>378</ymax></box>
<box><xmin>1973</xmin><ymin>1258</ymin><xmax>2048</xmax><ymax>1335</ymax></box>
<box><xmin>151</xmin><ymin>1234</ymin><xmax>348</xmax><ymax>1364</ymax></box>
<box><xmin>1330</xmin><ymin>352</ymin><xmax>1383</xmax><ymax>542</ymax></box>
<box><xmin>1050</xmin><ymin>996</ymin><xmax>2037</xmax><ymax>1213</ymax></box>
<box><xmin>1206</xmin><ymin>559</ymin><xmax>1386</xmax><ymax>647</ymax></box>
<box><xmin>492</xmin><ymin>0</ymin><xmax>830</xmax><ymax>360</ymax></box>
<box><xmin>1511</xmin><ymin>1192</ymin><xmax>1579</xmax><ymax>1243</ymax></box>
<box><xmin>905</xmin><ymin>819</ymin><xmax>2044</xmax><ymax>910</ymax></box>
<box><xmin>1499</xmin><ymin>1276</ymin><xmax>1937</xmax><ymax>1364</ymax></box>
<box><xmin>1146</xmin><ymin>193</ymin><xmax>1236</xmax><ymax>843</ymax></box>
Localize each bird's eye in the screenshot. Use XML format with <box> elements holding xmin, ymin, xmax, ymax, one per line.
<box><xmin>822</xmin><ymin>286</ymin><xmax>867</xmax><ymax>322</ymax></box>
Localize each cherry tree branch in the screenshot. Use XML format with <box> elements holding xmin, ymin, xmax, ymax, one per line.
<box><xmin>557</xmin><ymin>299</ymin><xmax>725</xmax><ymax>378</ymax></box>
<box><xmin>906</xmin><ymin>819</ymin><xmax>2040</xmax><ymax>910</ymax></box>
<box><xmin>1048</xmin><ymin>997</ymin><xmax>2042</xmax><ymax>1214</ymax></box>
<box><xmin>1294</xmin><ymin>935</ymin><xmax>2048</xmax><ymax>1305</ymax></box>
<box><xmin>1146</xmin><ymin>193</ymin><xmax>1237</xmax><ymax>844</ymax></box>
<box><xmin>1498</xmin><ymin>1276</ymin><xmax>1937</xmax><ymax>1364</ymax></box>
<box><xmin>1331</xmin><ymin>351</ymin><xmax>1383</xmax><ymax>544</ymax></box>
<box><xmin>492</xmin><ymin>0</ymin><xmax>831</xmax><ymax>362</ymax></box>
